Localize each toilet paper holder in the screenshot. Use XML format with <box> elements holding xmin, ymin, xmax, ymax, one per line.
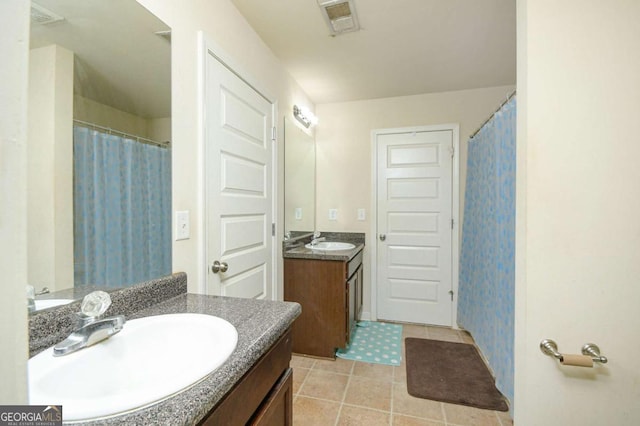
<box><xmin>540</xmin><ymin>339</ymin><xmax>608</xmax><ymax>364</ymax></box>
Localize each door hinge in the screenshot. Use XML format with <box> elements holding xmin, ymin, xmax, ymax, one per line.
<box><xmin>271</xmin><ymin>126</ymin><xmax>277</xmax><ymax>142</ymax></box>
<box><xmin>451</xmin><ymin>218</ymin><xmax>454</xmax><ymax>229</ymax></box>
<box><xmin>449</xmin><ymin>290</ymin><xmax>454</xmax><ymax>301</ymax></box>
<box><xmin>449</xmin><ymin>145</ymin><xmax>455</xmax><ymax>158</ymax></box>
<box><xmin>272</xmin><ymin>223</ymin><xmax>275</xmax><ymax>236</ymax></box>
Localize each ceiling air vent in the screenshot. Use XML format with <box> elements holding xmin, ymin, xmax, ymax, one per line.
<box><xmin>318</xmin><ymin>0</ymin><xmax>360</xmax><ymax>36</ymax></box>
<box><xmin>31</xmin><ymin>3</ymin><xmax>65</xmax><ymax>25</ymax></box>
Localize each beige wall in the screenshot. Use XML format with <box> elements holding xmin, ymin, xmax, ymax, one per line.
<box><xmin>136</xmin><ymin>0</ymin><xmax>314</xmax><ymax>295</ymax></box>
<box><xmin>75</xmin><ymin>95</ymin><xmax>171</xmax><ymax>143</ymax></box>
<box><xmin>315</xmin><ymin>85</ymin><xmax>514</xmax><ymax>316</ymax></box>
<box><xmin>148</xmin><ymin>117</ymin><xmax>172</xmax><ymax>143</ymax></box>
<box><xmin>0</xmin><ymin>0</ymin><xmax>29</xmax><ymax>403</ymax></box>
<box><xmin>515</xmin><ymin>0</ymin><xmax>640</xmax><ymax>422</ymax></box>
<box><xmin>28</xmin><ymin>45</ymin><xmax>75</xmax><ymax>293</ymax></box>
<box><xmin>75</xmin><ymin>95</ymin><xmax>149</xmax><ymax>138</ymax></box>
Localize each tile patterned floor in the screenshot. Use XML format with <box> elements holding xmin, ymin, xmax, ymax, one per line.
<box><xmin>291</xmin><ymin>324</ymin><xmax>513</xmax><ymax>426</ymax></box>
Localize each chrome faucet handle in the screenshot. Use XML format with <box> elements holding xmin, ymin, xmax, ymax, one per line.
<box><xmin>313</xmin><ymin>231</ymin><xmax>321</xmax><ymax>238</ymax></box>
<box><xmin>81</xmin><ymin>291</ymin><xmax>112</xmax><ymax>316</ymax></box>
<box><xmin>78</xmin><ymin>291</ymin><xmax>112</xmax><ymax>325</ymax></box>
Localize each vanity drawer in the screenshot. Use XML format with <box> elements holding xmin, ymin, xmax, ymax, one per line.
<box><xmin>200</xmin><ymin>329</ymin><xmax>292</xmax><ymax>425</ymax></box>
<box><xmin>249</xmin><ymin>368</ymin><xmax>293</xmax><ymax>425</ymax></box>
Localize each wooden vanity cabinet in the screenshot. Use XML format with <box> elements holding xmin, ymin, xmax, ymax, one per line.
<box><xmin>350</xmin><ymin>257</ymin><xmax>364</xmax><ymax>330</ymax></box>
<box><xmin>199</xmin><ymin>329</ymin><xmax>293</xmax><ymax>426</ymax></box>
<box><xmin>284</xmin><ymin>250</ymin><xmax>363</xmax><ymax>358</ymax></box>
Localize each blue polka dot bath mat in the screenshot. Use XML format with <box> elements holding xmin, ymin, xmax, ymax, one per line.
<box><xmin>336</xmin><ymin>321</ymin><xmax>403</xmax><ymax>366</ymax></box>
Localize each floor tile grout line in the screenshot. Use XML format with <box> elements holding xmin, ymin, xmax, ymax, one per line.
<box><xmin>297</xmin><ymin>394</ymin><xmax>394</xmax><ymax>415</ymax></box>
<box><xmin>389</xmin><ymin>372</ymin><xmax>395</xmax><ymax>426</ymax></box>
<box><xmin>340</xmin><ymin>402</ymin><xmax>392</xmax><ymax>415</ymax></box>
<box><xmin>495</xmin><ymin>410</ymin><xmax>509</xmax><ymax>426</ymax></box>
<box><xmin>293</xmin><ymin>363</ymin><xmax>313</xmax><ymax>398</ymax></box>
<box><xmin>311</xmin><ymin>365</ymin><xmax>354</xmax><ymax>376</ymax></box>
<box><xmin>333</xmin><ymin>361</ymin><xmax>354</xmax><ymax>426</ymax></box>
<box><xmin>294</xmin><ymin>394</ymin><xmax>341</xmax><ymax>404</ymax></box>
<box><xmin>440</xmin><ymin>400</ymin><xmax>448</xmax><ymax>426</ymax></box>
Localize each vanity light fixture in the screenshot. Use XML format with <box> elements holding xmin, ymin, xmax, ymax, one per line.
<box><xmin>317</xmin><ymin>0</ymin><xmax>360</xmax><ymax>36</ymax></box>
<box><xmin>293</xmin><ymin>105</ymin><xmax>318</xmax><ymax>128</ymax></box>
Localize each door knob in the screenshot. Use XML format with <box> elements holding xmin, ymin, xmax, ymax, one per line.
<box><xmin>379</xmin><ymin>234</ymin><xmax>386</xmax><ymax>241</ymax></box>
<box><xmin>211</xmin><ymin>260</ymin><xmax>229</xmax><ymax>273</ymax></box>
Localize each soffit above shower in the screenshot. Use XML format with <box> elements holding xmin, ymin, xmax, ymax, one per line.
<box><xmin>231</xmin><ymin>0</ymin><xmax>516</xmax><ymax>104</ymax></box>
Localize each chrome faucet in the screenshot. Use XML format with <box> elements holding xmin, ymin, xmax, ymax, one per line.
<box><xmin>310</xmin><ymin>231</ymin><xmax>325</xmax><ymax>246</ymax></box>
<box><xmin>35</xmin><ymin>287</ymin><xmax>50</xmax><ymax>296</ymax></box>
<box><xmin>53</xmin><ymin>291</ymin><xmax>125</xmax><ymax>357</ymax></box>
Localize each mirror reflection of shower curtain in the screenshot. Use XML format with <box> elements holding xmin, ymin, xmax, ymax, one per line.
<box><xmin>73</xmin><ymin>126</ymin><xmax>171</xmax><ymax>287</ymax></box>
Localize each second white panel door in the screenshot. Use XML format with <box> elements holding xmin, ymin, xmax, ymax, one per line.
<box><xmin>376</xmin><ymin>129</ymin><xmax>453</xmax><ymax>325</ymax></box>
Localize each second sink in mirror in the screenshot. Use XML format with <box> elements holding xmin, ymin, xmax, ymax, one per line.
<box><xmin>305</xmin><ymin>242</ymin><xmax>356</xmax><ymax>251</ymax></box>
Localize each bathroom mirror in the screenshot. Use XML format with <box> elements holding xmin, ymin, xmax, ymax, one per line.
<box><xmin>27</xmin><ymin>0</ymin><xmax>171</xmax><ymax>306</ymax></box>
<box><xmin>284</xmin><ymin>117</ymin><xmax>316</xmax><ymax>237</ymax></box>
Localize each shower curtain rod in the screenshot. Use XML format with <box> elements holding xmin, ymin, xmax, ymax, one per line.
<box><xmin>73</xmin><ymin>119</ymin><xmax>170</xmax><ymax>148</ymax></box>
<box><xmin>469</xmin><ymin>90</ymin><xmax>516</xmax><ymax>139</ymax></box>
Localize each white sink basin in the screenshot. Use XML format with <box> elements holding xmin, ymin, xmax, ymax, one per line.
<box><xmin>29</xmin><ymin>313</ymin><xmax>237</xmax><ymax>421</ymax></box>
<box><xmin>34</xmin><ymin>299</ymin><xmax>74</xmax><ymax>311</ymax></box>
<box><xmin>305</xmin><ymin>241</ymin><xmax>356</xmax><ymax>251</ymax></box>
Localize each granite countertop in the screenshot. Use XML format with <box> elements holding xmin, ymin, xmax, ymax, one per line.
<box><xmin>28</xmin><ymin>273</ymin><xmax>301</xmax><ymax>425</ymax></box>
<box><xmin>283</xmin><ymin>231</ymin><xmax>365</xmax><ymax>261</ymax></box>
<box><xmin>79</xmin><ymin>294</ymin><xmax>300</xmax><ymax>425</ymax></box>
<box><xmin>283</xmin><ymin>243</ymin><xmax>364</xmax><ymax>261</ymax></box>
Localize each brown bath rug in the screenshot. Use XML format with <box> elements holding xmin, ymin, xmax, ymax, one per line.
<box><xmin>405</xmin><ymin>338</ymin><xmax>508</xmax><ymax>411</ymax></box>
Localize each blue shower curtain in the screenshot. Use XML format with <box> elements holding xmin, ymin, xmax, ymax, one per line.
<box><xmin>73</xmin><ymin>126</ymin><xmax>171</xmax><ymax>288</ymax></box>
<box><xmin>459</xmin><ymin>96</ymin><xmax>516</xmax><ymax>407</ymax></box>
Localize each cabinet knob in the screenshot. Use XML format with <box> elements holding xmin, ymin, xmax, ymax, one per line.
<box><xmin>211</xmin><ymin>260</ymin><xmax>229</xmax><ymax>273</ymax></box>
<box><xmin>379</xmin><ymin>234</ymin><xmax>386</xmax><ymax>241</ymax></box>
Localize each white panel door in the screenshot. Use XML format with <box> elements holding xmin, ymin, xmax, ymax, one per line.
<box><xmin>376</xmin><ymin>130</ymin><xmax>453</xmax><ymax>325</ymax></box>
<box><xmin>205</xmin><ymin>52</ymin><xmax>273</xmax><ymax>299</ymax></box>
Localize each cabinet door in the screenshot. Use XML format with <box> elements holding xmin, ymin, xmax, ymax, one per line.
<box><xmin>356</xmin><ymin>265</ymin><xmax>363</xmax><ymax>321</ymax></box>
<box><xmin>250</xmin><ymin>368</ymin><xmax>293</xmax><ymax>426</ymax></box>
<box><xmin>347</xmin><ymin>272</ymin><xmax>356</xmax><ymax>343</ymax></box>
<box><xmin>284</xmin><ymin>258</ymin><xmax>347</xmax><ymax>357</ymax></box>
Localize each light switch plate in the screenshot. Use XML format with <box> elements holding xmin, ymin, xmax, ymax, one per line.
<box><xmin>328</xmin><ymin>208</ymin><xmax>338</xmax><ymax>221</ymax></box>
<box><xmin>295</xmin><ymin>207</ymin><xmax>303</xmax><ymax>220</ymax></box>
<box><xmin>175</xmin><ymin>210</ymin><xmax>190</xmax><ymax>240</ymax></box>
<box><xmin>357</xmin><ymin>208</ymin><xmax>366</xmax><ymax>221</ymax></box>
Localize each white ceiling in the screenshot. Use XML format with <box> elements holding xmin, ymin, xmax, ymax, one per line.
<box><xmin>30</xmin><ymin>0</ymin><xmax>171</xmax><ymax>119</ymax></box>
<box><xmin>231</xmin><ymin>0</ymin><xmax>516</xmax><ymax>104</ymax></box>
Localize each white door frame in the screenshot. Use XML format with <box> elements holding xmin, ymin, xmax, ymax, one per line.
<box><xmin>197</xmin><ymin>32</ymin><xmax>278</xmax><ymax>298</ymax></box>
<box><xmin>370</xmin><ymin>124</ymin><xmax>460</xmax><ymax>326</ymax></box>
